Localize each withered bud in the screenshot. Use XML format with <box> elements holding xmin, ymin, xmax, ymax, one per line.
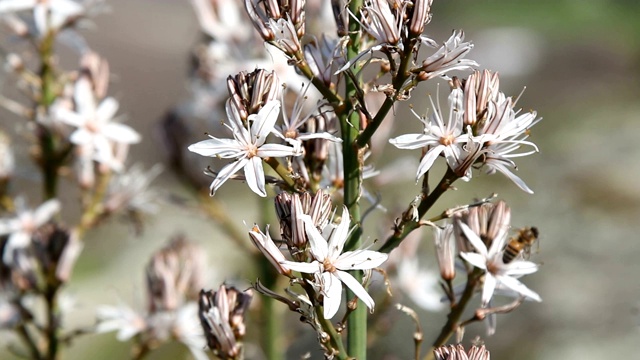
<box><xmin>434</xmin><ymin>344</ymin><xmax>490</xmax><ymax>360</ymax></box>
<box><xmin>32</xmin><ymin>225</ymin><xmax>83</xmax><ymax>284</ymax></box>
<box><xmin>274</xmin><ymin>190</ymin><xmax>332</xmax><ymax>260</ymax></box>
<box><xmin>302</xmin><ymin>113</ymin><xmax>334</xmax><ymax>181</ymax></box>
<box><xmin>408</xmin><ymin>0</ymin><xmax>433</xmax><ymax>37</ymax></box>
<box><xmin>145</xmin><ymin>236</ymin><xmax>206</xmax><ymax>313</ymax></box>
<box><xmin>454</xmin><ymin>201</ymin><xmax>510</xmax><ymax>252</ymax></box>
<box><xmin>463</xmin><ymin>70</ymin><xmax>500</xmax><ymax>127</ymax></box>
<box><xmin>227</xmin><ymin>69</ymin><xmax>280</xmax><ymax>122</ymax></box>
<box><xmin>433</xmin><ymin>224</ymin><xmax>456</xmax><ymax>281</ymax></box>
<box><xmin>199</xmin><ymin>285</ymin><xmax>253</xmax><ymax>360</ymax></box>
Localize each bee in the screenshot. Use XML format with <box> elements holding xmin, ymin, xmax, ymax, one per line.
<box><xmin>502</xmin><ymin>227</ymin><xmax>539</xmax><ymax>264</ymax></box>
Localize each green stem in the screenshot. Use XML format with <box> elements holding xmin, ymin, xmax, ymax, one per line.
<box><xmin>38</xmin><ymin>31</ymin><xmax>60</xmax><ymax>201</ymax></box>
<box><xmin>342</xmin><ymin>0</ymin><xmax>366</xmax><ymax>357</ymax></box>
<box><xmin>315</xmin><ymin>307</ymin><xmax>349</xmax><ymax>360</ymax></box>
<box><xmin>423</xmin><ymin>269</ymin><xmax>482</xmax><ymax>360</ymax></box>
<box><xmin>44</xmin><ymin>285</ymin><xmax>60</xmax><ymax>360</ymax></box>
<box><xmin>16</xmin><ymin>323</ymin><xmax>43</xmax><ymax>360</ymax></box>
<box><xmin>264</xmin><ymin>157</ymin><xmax>298</xmax><ymax>192</ymax></box>
<box><xmin>356</xmin><ymin>38</ymin><xmax>417</xmax><ymax>148</ymax></box>
<box><xmin>378</xmin><ymin>168</ymin><xmax>459</xmax><ymax>254</ymax></box>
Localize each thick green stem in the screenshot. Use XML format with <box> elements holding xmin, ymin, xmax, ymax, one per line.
<box><xmin>342</xmin><ymin>0</ymin><xmax>366</xmax><ymax>357</ymax></box>
<box><xmin>423</xmin><ymin>269</ymin><xmax>482</xmax><ymax>360</ymax></box>
<box><xmin>378</xmin><ymin>168</ymin><xmax>459</xmax><ymax>254</ymax></box>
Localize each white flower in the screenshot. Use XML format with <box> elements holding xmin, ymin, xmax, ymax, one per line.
<box><xmin>188</xmin><ymin>99</ymin><xmax>302</xmax><ymax>197</ymax></box>
<box><xmin>0</xmin><ymin>198</ymin><xmax>60</xmax><ymax>264</ymax></box>
<box><xmin>281</xmin><ymin>206</ymin><xmax>388</xmax><ymax>319</ymax></box>
<box><xmin>396</xmin><ymin>257</ymin><xmax>443</xmax><ymax>312</ymax></box>
<box><xmin>55</xmin><ymin>78</ymin><xmax>140</xmax><ymax>170</ymax></box>
<box><xmin>389</xmin><ymin>88</ymin><xmax>469</xmax><ymax>181</ymax></box>
<box><xmin>458</xmin><ymin>222</ymin><xmax>541</xmax><ymax>306</ymax></box>
<box><xmin>0</xmin><ymin>0</ymin><xmax>84</xmax><ymax>36</ymax></box>
<box><xmin>95</xmin><ymin>304</ymin><xmax>146</xmax><ymax>341</ymax></box>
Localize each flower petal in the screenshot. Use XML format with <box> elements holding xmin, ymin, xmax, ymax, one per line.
<box><xmin>209</xmin><ymin>158</ymin><xmax>248</xmax><ymax>196</ymax></box>
<box><xmin>103</xmin><ymin>123</ymin><xmax>141</xmax><ymax>144</ymax></box>
<box><xmin>335</xmin><ymin>270</ymin><xmax>375</xmax><ymax>312</ymax></box>
<box><xmin>458</xmin><ymin>222</ymin><xmax>488</xmax><ymax>257</ymax></box>
<box><xmin>327</xmin><ymin>206</ymin><xmax>350</xmax><ymax>259</ymax></box>
<box><xmin>257</xmin><ymin>143</ymin><xmax>301</xmax><ymax>158</ymax></box>
<box><xmin>415</xmin><ymin>145</ymin><xmax>445</xmax><ymax>180</ymax></box>
<box><xmin>334</xmin><ymin>250</ymin><xmax>387</xmax><ymax>271</ymax></box>
<box><xmin>188</xmin><ymin>137</ymin><xmax>244</xmax><ymax>158</ymax></box>
<box><xmin>96</xmin><ymin>97</ymin><xmax>119</xmax><ymax>124</ymax></box>
<box><xmin>301</xmin><ymin>214</ymin><xmax>329</xmax><ymax>261</ymax></box>
<box><xmin>459</xmin><ymin>252</ymin><xmax>487</xmax><ymax>270</ymax></box>
<box><xmin>244</xmin><ymin>156</ymin><xmax>266</xmax><ymax>197</ymax></box>
<box><xmin>496</xmin><ymin>274</ymin><xmax>541</xmax><ymax>302</ymax></box>
<box><xmin>33</xmin><ymin>199</ymin><xmax>61</xmax><ymax>227</ymax></box>
<box><xmin>321</xmin><ymin>272</ymin><xmax>343</xmax><ymax>319</ymax></box>
<box><xmin>280</xmin><ymin>260</ymin><xmax>321</xmax><ymax>274</ymax></box>
<box><xmin>249</xmin><ymin>100</ymin><xmax>280</xmax><ymax>146</ymax></box>
<box><xmin>481</xmin><ymin>273</ymin><xmax>497</xmax><ymax>306</ymax></box>
<box><xmin>389</xmin><ymin>133</ymin><xmax>434</xmax><ymax>150</ymax></box>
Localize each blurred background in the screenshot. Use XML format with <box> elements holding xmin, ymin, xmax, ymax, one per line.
<box><xmin>2</xmin><ymin>0</ymin><xmax>640</xmax><ymax>359</ymax></box>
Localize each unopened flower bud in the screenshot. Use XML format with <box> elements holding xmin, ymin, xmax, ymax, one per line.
<box><xmin>32</xmin><ymin>225</ymin><xmax>82</xmax><ymax>284</ymax></box>
<box><xmin>199</xmin><ymin>285</ymin><xmax>252</xmax><ymax>360</ymax></box>
<box><xmin>433</xmin><ymin>224</ymin><xmax>456</xmax><ymax>281</ymax></box>
<box><xmin>463</xmin><ymin>70</ymin><xmax>500</xmax><ymax>127</ymax></box>
<box><xmin>247</xmin><ymin>225</ymin><xmax>291</xmax><ymax>275</ymax></box>
<box><xmin>454</xmin><ymin>200</ymin><xmax>510</xmax><ymax>252</ymax></box>
<box><xmin>408</xmin><ymin>0</ymin><xmax>433</xmax><ymax>37</ymax></box>
<box><xmin>434</xmin><ymin>344</ymin><xmax>490</xmax><ymax>360</ymax></box>
<box><xmin>227</xmin><ymin>69</ymin><xmax>280</xmax><ymax>122</ymax></box>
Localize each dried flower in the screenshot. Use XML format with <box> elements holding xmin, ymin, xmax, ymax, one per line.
<box><xmin>434</xmin><ymin>224</ymin><xmax>456</xmax><ymax>281</ymax></box>
<box><xmin>281</xmin><ymin>206</ymin><xmax>388</xmax><ymax>319</ymax></box>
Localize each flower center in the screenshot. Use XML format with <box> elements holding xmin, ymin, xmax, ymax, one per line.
<box><xmin>284</xmin><ymin>129</ymin><xmax>298</xmax><ymax>139</ymax></box>
<box><xmin>322</xmin><ymin>258</ymin><xmax>336</xmax><ymax>273</ymax></box>
<box><xmin>439</xmin><ymin>134</ymin><xmax>455</xmax><ymax>146</ymax></box>
<box><xmin>86</xmin><ymin>119</ymin><xmax>101</xmax><ymax>134</ymax></box>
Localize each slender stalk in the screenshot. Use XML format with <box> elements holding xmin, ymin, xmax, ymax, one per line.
<box><xmin>341</xmin><ymin>0</ymin><xmax>367</xmax><ymax>357</ymax></box>
<box><xmin>315</xmin><ymin>307</ymin><xmax>349</xmax><ymax>360</ymax></box>
<box><xmin>44</xmin><ymin>284</ymin><xmax>60</xmax><ymax>360</ymax></box>
<box><xmin>264</xmin><ymin>157</ymin><xmax>298</xmax><ymax>192</ymax></box>
<box><xmin>16</xmin><ymin>323</ymin><xmax>43</xmax><ymax>360</ymax></box>
<box><xmin>423</xmin><ymin>269</ymin><xmax>482</xmax><ymax>360</ymax></box>
<box><xmin>356</xmin><ymin>37</ymin><xmax>418</xmax><ymax>148</ymax></box>
<box><xmin>378</xmin><ymin>168</ymin><xmax>459</xmax><ymax>254</ymax></box>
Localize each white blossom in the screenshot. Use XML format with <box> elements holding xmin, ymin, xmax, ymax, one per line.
<box><xmin>281</xmin><ymin>206</ymin><xmax>388</xmax><ymax>319</ymax></box>
<box><xmin>0</xmin><ymin>198</ymin><xmax>60</xmax><ymax>265</ymax></box>
<box><xmin>458</xmin><ymin>222</ymin><xmax>541</xmax><ymax>306</ymax></box>
<box><xmin>188</xmin><ymin>99</ymin><xmax>302</xmax><ymax>197</ymax></box>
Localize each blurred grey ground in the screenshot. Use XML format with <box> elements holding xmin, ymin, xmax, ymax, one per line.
<box><xmin>3</xmin><ymin>0</ymin><xmax>640</xmax><ymax>359</ymax></box>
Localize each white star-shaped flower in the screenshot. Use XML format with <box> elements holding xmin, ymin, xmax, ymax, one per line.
<box><xmin>0</xmin><ymin>197</ymin><xmax>60</xmax><ymax>264</ymax></box>
<box><xmin>281</xmin><ymin>206</ymin><xmax>388</xmax><ymax>319</ymax></box>
<box><xmin>188</xmin><ymin>99</ymin><xmax>302</xmax><ymax>197</ymax></box>
<box><xmin>389</xmin><ymin>88</ymin><xmax>469</xmax><ymax>181</ymax></box>
<box><xmin>55</xmin><ymin>78</ymin><xmax>141</xmax><ymax>170</ymax></box>
<box><xmin>458</xmin><ymin>221</ymin><xmax>541</xmax><ymax>306</ymax></box>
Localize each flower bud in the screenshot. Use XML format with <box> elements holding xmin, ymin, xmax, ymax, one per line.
<box><xmin>227</xmin><ymin>69</ymin><xmax>281</xmax><ymax>122</ymax></box>
<box><xmin>198</xmin><ymin>285</ymin><xmax>252</xmax><ymax>360</ymax></box>
<box><xmin>408</xmin><ymin>0</ymin><xmax>433</xmax><ymax>37</ymax></box>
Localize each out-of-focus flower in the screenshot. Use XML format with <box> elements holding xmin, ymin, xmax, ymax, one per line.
<box><xmin>145</xmin><ymin>236</ymin><xmax>207</xmax><ymax>313</ymax></box>
<box><xmin>188</xmin><ymin>99</ymin><xmax>302</xmax><ymax>197</ymax></box>
<box><xmin>281</xmin><ymin>206</ymin><xmax>388</xmax><ymax>319</ymax></box>
<box><xmin>389</xmin><ymin>88</ymin><xmax>470</xmax><ymax>181</ymax></box>
<box><xmin>32</xmin><ymin>224</ymin><xmax>82</xmax><ymax>283</ymax></box>
<box><xmin>434</xmin><ymin>344</ymin><xmax>490</xmax><ymax>360</ymax></box>
<box><xmin>434</xmin><ymin>224</ymin><xmax>456</xmax><ymax>281</ymax></box>
<box><xmin>103</xmin><ymin>163</ymin><xmax>163</xmax><ymax>215</ymax></box>
<box><xmin>95</xmin><ymin>303</ymin><xmax>147</xmax><ymax>341</ymax></box>
<box><xmin>0</xmin><ymin>132</ymin><xmax>14</xmax><ymax>183</ymax></box>
<box><xmin>198</xmin><ymin>285</ymin><xmax>253</xmax><ymax>360</ymax></box>
<box><xmin>0</xmin><ymin>0</ymin><xmax>84</xmax><ymax>36</ymax></box>
<box><xmin>55</xmin><ymin>77</ymin><xmax>140</xmax><ymax>171</ymax></box>
<box><xmin>395</xmin><ymin>257</ymin><xmax>443</xmax><ymax>311</ymax></box>
<box><xmin>458</xmin><ymin>222</ymin><xmax>541</xmax><ymax>306</ymax></box>
<box><xmin>0</xmin><ymin>198</ymin><xmax>60</xmax><ymax>265</ymax></box>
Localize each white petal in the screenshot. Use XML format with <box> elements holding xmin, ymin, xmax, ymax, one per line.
<box><xmin>244</xmin><ymin>156</ymin><xmax>266</xmax><ymax>197</ymax></box>
<box><xmin>209</xmin><ymin>158</ymin><xmax>248</xmax><ymax>196</ymax></box>
<box><xmin>458</xmin><ymin>222</ymin><xmax>488</xmax><ymax>257</ymax></box>
<box><xmin>497</xmin><ymin>275</ymin><xmax>541</xmax><ymax>302</ymax></box>
<box><xmin>55</xmin><ymin>108</ymin><xmax>86</xmax><ymax>128</ymax></box>
<box><xmin>301</xmin><ymin>215</ymin><xmax>329</xmax><ymax>261</ymax></box>
<box><xmin>459</xmin><ymin>252</ymin><xmax>487</xmax><ymax>270</ymax></box>
<box><xmin>250</xmin><ymin>100</ymin><xmax>280</xmax><ymax>146</ymax></box>
<box><xmin>33</xmin><ymin>199</ymin><xmax>61</xmax><ymax>226</ymax></box>
<box><xmin>334</xmin><ymin>250</ymin><xmax>387</xmax><ymax>271</ymax></box>
<box><xmin>188</xmin><ymin>138</ymin><xmax>244</xmax><ymax>158</ymax></box>
<box><xmin>280</xmin><ymin>260</ymin><xmax>320</xmax><ymax>274</ymax></box>
<box><xmin>503</xmin><ymin>260</ymin><xmax>539</xmax><ymax>276</ymax></box>
<box><xmin>69</xmin><ymin>129</ymin><xmax>93</xmax><ymax>145</ymax></box>
<box><xmin>2</xmin><ymin>232</ymin><xmax>29</xmax><ymax>264</ymax></box>
<box><xmin>0</xmin><ymin>0</ymin><xmax>36</xmax><ymax>13</ymax></box>
<box><xmin>321</xmin><ymin>272</ymin><xmax>343</xmax><ymax>319</ymax></box>
<box><xmin>327</xmin><ymin>206</ymin><xmax>350</xmax><ymax>259</ymax></box>
<box><xmin>257</xmin><ymin>143</ymin><xmax>301</xmax><ymax>158</ymax></box>
<box><xmin>96</xmin><ymin>97</ymin><xmax>119</xmax><ymax>124</ymax></box>
<box><xmin>74</xmin><ymin>77</ymin><xmax>97</xmax><ymax>117</ymax></box>
<box><xmin>335</xmin><ymin>270</ymin><xmax>375</xmax><ymax>312</ymax></box>
<box><xmin>415</xmin><ymin>145</ymin><xmax>445</xmax><ymax>179</ymax></box>
<box><xmin>389</xmin><ymin>133</ymin><xmax>434</xmax><ymax>149</ymax></box>
<box><xmin>481</xmin><ymin>273</ymin><xmax>497</xmax><ymax>306</ymax></box>
<box><xmin>103</xmin><ymin>123</ymin><xmax>141</xmax><ymax>144</ymax></box>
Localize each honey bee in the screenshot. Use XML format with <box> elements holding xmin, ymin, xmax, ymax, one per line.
<box><xmin>502</xmin><ymin>227</ymin><xmax>539</xmax><ymax>264</ymax></box>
